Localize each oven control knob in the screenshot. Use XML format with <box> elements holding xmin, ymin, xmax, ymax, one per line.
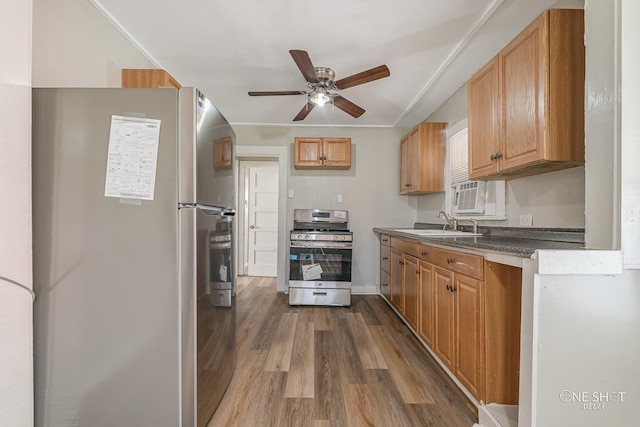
<box><xmin>304</xmin><ymin>234</ymin><xmax>310</xmax><ymax>240</ymax></box>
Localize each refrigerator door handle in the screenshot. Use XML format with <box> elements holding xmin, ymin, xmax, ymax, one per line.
<box><xmin>181</xmin><ymin>203</ymin><xmax>235</xmax><ymax>216</ymax></box>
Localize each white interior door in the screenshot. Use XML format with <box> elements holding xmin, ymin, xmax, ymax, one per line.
<box><xmin>247</xmin><ymin>165</ymin><xmax>279</xmax><ymax>276</ymax></box>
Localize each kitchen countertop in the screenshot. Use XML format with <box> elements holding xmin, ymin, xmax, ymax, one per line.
<box><xmin>373</xmin><ymin>224</ymin><xmax>585</xmax><ymax>258</ymax></box>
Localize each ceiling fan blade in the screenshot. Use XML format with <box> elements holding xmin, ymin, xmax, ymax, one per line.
<box><xmin>333</xmin><ymin>95</ymin><xmax>365</xmax><ymax>118</ymax></box>
<box><xmin>293</xmin><ymin>102</ymin><xmax>315</xmax><ymax>121</ymax></box>
<box><xmin>289</xmin><ymin>50</ymin><xmax>319</xmax><ymax>84</ymax></box>
<box><xmin>248</xmin><ymin>91</ymin><xmax>306</xmax><ymax>96</ymax></box>
<box><xmin>334</xmin><ymin>65</ymin><xmax>390</xmax><ymax>90</ymax></box>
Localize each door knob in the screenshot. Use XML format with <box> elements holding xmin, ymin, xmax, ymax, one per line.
<box><xmin>249</xmin><ymin>225</ymin><xmax>255</xmax><ymax>229</ymax></box>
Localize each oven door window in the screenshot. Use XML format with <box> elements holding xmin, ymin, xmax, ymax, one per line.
<box><xmin>289</xmin><ymin>246</ymin><xmax>352</xmax><ymax>282</ymax></box>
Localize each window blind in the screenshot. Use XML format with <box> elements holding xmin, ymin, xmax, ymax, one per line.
<box><xmin>448</xmin><ymin>127</ymin><xmax>469</xmax><ymax>185</ymax></box>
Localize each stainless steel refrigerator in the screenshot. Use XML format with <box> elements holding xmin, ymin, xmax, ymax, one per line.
<box><xmin>32</xmin><ymin>87</ymin><xmax>236</xmax><ymax>427</ymax></box>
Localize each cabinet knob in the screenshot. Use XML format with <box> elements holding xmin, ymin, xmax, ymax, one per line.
<box><xmin>399</xmin><ymin>260</ymin><xmax>404</xmax><ymax>265</ymax></box>
<box><xmin>416</xmin><ymin>270</ymin><xmax>420</xmax><ymax>275</ymax></box>
<box><xmin>452</xmin><ymin>286</ymin><xmax>457</xmax><ymax>293</ymax></box>
<box><xmin>495</xmin><ymin>152</ymin><xmax>503</xmax><ymax>159</ymax></box>
<box><xmin>446</xmin><ymin>257</ymin><xmax>453</xmax><ymax>264</ymax></box>
<box><xmin>421</xmin><ymin>251</ymin><xmax>427</xmax><ymax>256</ymax></box>
<box><xmin>446</xmin><ymin>284</ymin><xmax>451</xmax><ymax>291</ymax></box>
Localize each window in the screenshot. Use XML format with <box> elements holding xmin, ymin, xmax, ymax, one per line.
<box><xmin>444</xmin><ymin>119</ymin><xmax>506</xmax><ymax>219</ymax></box>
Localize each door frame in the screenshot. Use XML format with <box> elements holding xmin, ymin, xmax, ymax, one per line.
<box><xmin>235</xmin><ymin>145</ymin><xmax>288</xmax><ymax>292</ymax></box>
<box><xmin>239</xmin><ymin>160</ymin><xmax>279</xmax><ymax>277</ymax></box>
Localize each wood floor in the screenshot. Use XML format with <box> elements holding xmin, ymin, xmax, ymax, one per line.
<box><xmin>207</xmin><ymin>276</ymin><xmax>478</xmax><ymax>427</ymax></box>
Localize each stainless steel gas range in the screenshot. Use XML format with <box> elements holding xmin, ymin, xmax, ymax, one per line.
<box><xmin>288</xmin><ymin>209</ymin><xmax>352</xmax><ymax>306</ymax></box>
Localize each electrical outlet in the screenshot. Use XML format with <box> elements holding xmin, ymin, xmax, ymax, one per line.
<box><xmin>519</xmin><ymin>214</ymin><xmax>533</xmax><ymax>226</ymax></box>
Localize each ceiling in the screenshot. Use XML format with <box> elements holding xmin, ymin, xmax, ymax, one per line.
<box><xmin>91</xmin><ymin>0</ymin><xmax>576</xmax><ymax>127</ymax></box>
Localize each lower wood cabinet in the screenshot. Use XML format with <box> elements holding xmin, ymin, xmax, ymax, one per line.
<box><xmin>379</xmin><ymin>235</ymin><xmax>522</xmax><ymax>405</ymax></box>
<box><xmin>434</xmin><ymin>266</ymin><xmax>456</xmax><ymax>372</ymax></box>
<box><xmin>455</xmin><ymin>273</ymin><xmax>483</xmax><ymax>400</ymax></box>
<box><xmin>402</xmin><ymin>255</ymin><xmax>419</xmax><ymax>330</ymax></box>
<box><xmin>380</xmin><ymin>238</ymin><xmax>391</xmax><ymax>300</ymax></box>
<box><xmin>417</xmin><ymin>260</ymin><xmax>435</xmax><ymax>348</ymax></box>
<box><xmin>390</xmin><ymin>248</ymin><xmax>404</xmax><ymax>312</ymax></box>
<box><xmin>388</xmin><ymin>238</ymin><xmax>420</xmax><ymax>328</ymax></box>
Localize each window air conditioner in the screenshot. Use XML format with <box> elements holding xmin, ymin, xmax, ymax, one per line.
<box><xmin>452</xmin><ymin>181</ymin><xmax>486</xmax><ymax>215</ymax></box>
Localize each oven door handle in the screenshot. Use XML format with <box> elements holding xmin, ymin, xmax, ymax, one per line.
<box><xmin>290</xmin><ymin>241</ymin><xmax>352</xmax><ymax>249</ymax></box>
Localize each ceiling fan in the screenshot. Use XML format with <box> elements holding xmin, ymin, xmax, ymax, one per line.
<box><xmin>248</xmin><ymin>50</ymin><xmax>390</xmax><ymax>121</ymax></box>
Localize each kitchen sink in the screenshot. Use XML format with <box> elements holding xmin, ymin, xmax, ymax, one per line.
<box><xmin>392</xmin><ymin>229</ymin><xmax>482</xmax><ymax>237</ymax></box>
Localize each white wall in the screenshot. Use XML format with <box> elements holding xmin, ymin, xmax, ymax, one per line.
<box><xmin>32</xmin><ymin>0</ymin><xmax>155</xmax><ymax>87</ymax></box>
<box><xmin>419</xmin><ymin>82</ymin><xmax>586</xmax><ymax>229</ymax></box>
<box><xmin>0</xmin><ymin>0</ymin><xmax>33</xmax><ymax>425</ymax></box>
<box><xmin>528</xmin><ymin>0</ymin><xmax>640</xmax><ymax>425</ymax></box>
<box><xmin>233</xmin><ymin>125</ymin><xmax>416</xmax><ymax>292</ymax></box>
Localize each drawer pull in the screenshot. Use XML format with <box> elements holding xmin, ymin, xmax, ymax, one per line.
<box><xmin>421</xmin><ymin>251</ymin><xmax>427</xmax><ymax>256</ymax></box>
<box><xmin>313</xmin><ymin>292</ymin><xmax>328</xmax><ymax>296</ymax></box>
<box><xmin>446</xmin><ymin>257</ymin><xmax>453</xmax><ymax>264</ymax></box>
<box><xmin>382</xmin><ymin>257</ymin><xmax>388</xmax><ymax>260</ymax></box>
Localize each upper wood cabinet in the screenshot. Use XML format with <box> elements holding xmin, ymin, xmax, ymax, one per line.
<box><xmin>468</xmin><ymin>9</ymin><xmax>585</xmax><ymax>179</ymax></box>
<box><xmin>294</xmin><ymin>137</ymin><xmax>351</xmax><ymax>169</ymax></box>
<box><xmin>121</xmin><ymin>69</ymin><xmax>181</xmax><ymax>88</ymax></box>
<box><xmin>400</xmin><ymin>122</ymin><xmax>446</xmax><ymax>194</ymax></box>
<box><xmin>213</xmin><ymin>137</ymin><xmax>232</xmax><ymax>170</ymax></box>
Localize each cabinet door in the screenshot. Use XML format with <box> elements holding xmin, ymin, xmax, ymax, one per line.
<box><xmin>323</xmin><ymin>138</ymin><xmax>351</xmax><ymax>168</ymax></box>
<box><xmin>434</xmin><ymin>266</ymin><xmax>455</xmax><ymax>371</ymax></box>
<box><xmin>399</xmin><ymin>135</ymin><xmax>410</xmax><ymax>193</ymax></box>
<box><xmin>499</xmin><ymin>13</ymin><xmax>546</xmax><ymax>171</ymax></box>
<box><xmin>403</xmin><ymin>255</ymin><xmax>419</xmax><ymax>330</ymax></box>
<box><xmin>418</xmin><ymin>260</ymin><xmax>435</xmax><ymax>348</ymax></box>
<box><xmin>380</xmin><ymin>270</ymin><xmax>391</xmax><ymax>300</ymax></box>
<box><xmin>455</xmin><ymin>274</ymin><xmax>484</xmax><ymax>400</ymax></box>
<box><xmin>468</xmin><ymin>57</ymin><xmax>500</xmax><ymax>179</ymax></box>
<box><xmin>294</xmin><ymin>138</ymin><xmax>323</xmax><ymax>167</ymax></box>
<box><xmin>407</xmin><ymin>127</ymin><xmax>421</xmax><ymax>192</ymax></box>
<box><xmin>390</xmin><ymin>249</ymin><xmax>404</xmax><ymax>312</ymax></box>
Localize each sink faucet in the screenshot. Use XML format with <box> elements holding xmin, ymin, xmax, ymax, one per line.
<box><xmin>460</xmin><ymin>218</ymin><xmax>479</xmax><ymax>234</ymax></box>
<box><xmin>438</xmin><ymin>211</ymin><xmax>458</xmax><ymax>231</ymax></box>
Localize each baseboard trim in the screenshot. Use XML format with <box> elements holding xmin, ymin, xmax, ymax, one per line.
<box><xmin>351</xmin><ymin>285</ymin><xmax>379</xmax><ymax>295</ymax></box>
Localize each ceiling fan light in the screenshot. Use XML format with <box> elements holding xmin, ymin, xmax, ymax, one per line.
<box><xmin>310</xmin><ymin>90</ymin><xmax>331</xmax><ymax>107</ymax></box>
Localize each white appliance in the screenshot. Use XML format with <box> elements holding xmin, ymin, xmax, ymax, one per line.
<box><xmin>32</xmin><ymin>88</ymin><xmax>236</xmax><ymax>427</ymax></box>
<box><xmin>452</xmin><ymin>180</ymin><xmax>487</xmax><ymax>215</ymax></box>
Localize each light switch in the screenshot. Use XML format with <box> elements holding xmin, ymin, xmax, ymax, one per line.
<box><xmin>288</xmin><ymin>189</ymin><xmax>294</xmax><ymax>198</ymax></box>
<box><xmin>337</xmin><ymin>194</ymin><xmax>343</xmax><ymax>203</ymax></box>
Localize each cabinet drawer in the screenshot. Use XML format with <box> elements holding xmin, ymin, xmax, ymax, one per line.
<box><xmin>380</xmin><ymin>270</ymin><xmax>390</xmax><ymax>297</ymax></box>
<box><xmin>390</xmin><ymin>237</ymin><xmax>419</xmax><ymax>257</ymax></box>
<box><xmin>380</xmin><ymin>234</ymin><xmax>390</xmax><ymax>246</ymax></box>
<box><xmin>380</xmin><ymin>245</ymin><xmax>391</xmax><ymax>273</ymax></box>
<box><xmin>419</xmin><ymin>244</ymin><xmax>484</xmax><ymax>280</ymax></box>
